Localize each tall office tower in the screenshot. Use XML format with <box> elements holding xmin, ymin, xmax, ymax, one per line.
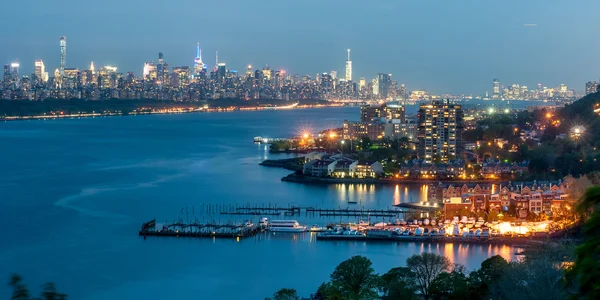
<box><xmin>142</xmin><ymin>62</ymin><xmax>157</xmax><ymax>80</ymax></box>
<box><xmin>345</xmin><ymin>49</ymin><xmax>352</xmax><ymax>82</ymax></box>
<box><xmin>217</xmin><ymin>63</ymin><xmax>226</xmax><ymax>83</ymax></box>
<box><xmin>10</xmin><ymin>61</ymin><xmax>20</xmax><ymax>86</ymax></box>
<box><xmin>59</xmin><ymin>36</ymin><xmax>67</xmax><ymax>75</ymax></box>
<box><xmin>377</xmin><ymin>73</ymin><xmax>392</xmax><ymax>100</ymax></box>
<box><xmin>586</xmin><ymin>81</ymin><xmax>599</xmax><ymax>95</ymax></box>
<box><xmin>359</xmin><ymin>77</ymin><xmax>366</xmax><ymax>90</ymax></box>
<box><xmin>400</xmin><ymin>84</ymin><xmax>407</xmax><ymax>102</ymax></box>
<box><xmin>193</xmin><ymin>43</ymin><xmax>204</xmax><ymax>76</ymax></box>
<box><xmin>331</xmin><ymin>70</ymin><xmax>337</xmax><ymax>80</ymax></box>
<box><xmin>418</xmin><ymin>99</ymin><xmax>464</xmax><ymax>163</ymax></box>
<box><xmin>34</xmin><ymin>59</ymin><xmax>48</xmax><ymax>83</ymax></box>
<box><xmin>3</xmin><ymin>64</ymin><xmax>9</xmax><ymax>82</ymax></box>
<box><xmin>90</xmin><ymin>61</ymin><xmax>95</xmax><ymax>74</ymax></box>
<box><xmin>492</xmin><ymin>78</ymin><xmax>500</xmax><ymax>99</ymax></box>
<box><xmin>246</xmin><ymin>65</ymin><xmax>253</xmax><ymax>78</ymax></box>
<box><xmin>156</xmin><ymin>52</ymin><xmax>169</xmax><ymax>84</ymax></box>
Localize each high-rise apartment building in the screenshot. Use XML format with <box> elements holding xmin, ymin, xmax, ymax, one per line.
<box><xmin>418</xmin><ymin>100</ymin><xmax>464</xmax><ymax>163</ymax></box>
<box><xmin>59</xmin><ymin>36</ymin><xmax>67</xmax><ymax>75</ymax></box>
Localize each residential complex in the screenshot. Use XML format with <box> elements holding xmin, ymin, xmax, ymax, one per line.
<box><xmin>417</xmin><ymin>100</ymin><xmax>464</xmax><ymax>163</ymax></box>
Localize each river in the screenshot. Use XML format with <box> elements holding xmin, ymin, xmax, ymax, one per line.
<box><xmin>0</xmin><ymin>105</ymin><xmax>537</xmax><ymax>299</ymax></box>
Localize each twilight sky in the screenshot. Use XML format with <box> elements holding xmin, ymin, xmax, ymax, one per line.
<box><xmin>1</xmin><ymin>0</ymin><xmax>598</xmax><ymax>94</ymax></box>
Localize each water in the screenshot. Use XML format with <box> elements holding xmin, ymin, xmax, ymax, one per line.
<box><xmin>0</xmin><ymin>106</ymin><xmax>525</xmax><ymax>299</ymax></box>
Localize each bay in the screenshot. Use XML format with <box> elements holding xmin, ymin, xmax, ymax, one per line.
<box><xmin>0</xmin><ymin>105</ymin><xmax>540</xmax><ymax>299</ymax></box>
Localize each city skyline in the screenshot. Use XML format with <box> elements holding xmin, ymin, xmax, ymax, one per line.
<box><xmin>1</xmin><ymin>1</ymin><xmax>599</xmax><ymax>94</ymax></box>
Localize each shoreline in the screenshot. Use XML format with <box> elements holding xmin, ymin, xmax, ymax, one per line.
<box><xmin>281</xmin><ymin>173</ymin><xmax>506</xmax><ymax>185</ymax></box>
<box><xmin>0</xmin><ymin>103</ymin><xmax>346</xmax><ymax>122</ymax></box>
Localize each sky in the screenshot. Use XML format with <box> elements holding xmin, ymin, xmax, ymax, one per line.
<box><xmin>1</xmin><ymin>0</ymin><xmax>599</xmax><ymax>94</ymax></box>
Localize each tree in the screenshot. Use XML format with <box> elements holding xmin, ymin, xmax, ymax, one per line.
<box><xmin>490</xmin><ymin>258</ymin><xmax>568</xmax><ymax>300</ymax></box>
<box><xmin>429</xmin><ymin>265</ymin><xmax>470</xmax><ymax>300</ymax></box>
<box><xmin>381</xmin><ymin>267</ymin><xmax>418</xmax><ymax>300</ymax></box>
<box><xmin>329</xmin><ymin>256</ymin><xmax>381</xmax><ymax>300</ymax></box>
<box><xmin>405</xmin><ymin>253</ymin><xmax>451</xmax><ymax>300</ymax></box>
<box><xmin>568</xmin><ymin>186</ymin><xmax>600</xmax><ymax>299</ymax></box>
<box><xmin>267</xmin><ymin>288</ymin><xmax>298</xmax><ymax>300</ymax></box>
<box><xmin>468</xmin><ymin>255</ymin><xmax>509</xmax><ymax>298</ymax></box>
<box><xmin>9</xmin><ymin>274</ymin><xmax>30</xmax><ymax>300</ymax></box>
<box><xmin>313</xmin><ymin>282</ymin><xmax>342</xmax><ymax>300</ymax></box>
<box><xmin>39</xmin><ymin>283</ymin><xmax>67</xmax><ymax>300</ymax></box>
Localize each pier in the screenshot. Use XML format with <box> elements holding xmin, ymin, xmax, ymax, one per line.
<box><xmin>216</xmin><ymin>203</ymin><xmax>432</xmax><ymax>218</ymax></box>
<box><xmin>138</xmin><ymin>219</ymin><xmax>261</xmax><ymax>239</ymax></box>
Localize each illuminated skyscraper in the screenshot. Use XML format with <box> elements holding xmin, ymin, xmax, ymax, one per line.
<box><xmin>193</xmin><ymin>43</ymin><xmax>204</xmax><ymax>76</ymax></box>
<box><xmin>10</xmin><ymin>61</ymin><xmax>19</xmax><ymax>80</ymax></box>
<box><xmin>345</xmin><ymin>49</ymin><xmax>352</xmax><ymax>82</ymax></box>
<box><xmin>59</xmin><ymin>36</ymin><xmax>66</xmax><ymax>75</ymax></box>
<box><xmin>418</xmin><ymin>100</ymin><xmax>464</xmax><ymax>163</ymax></box>
<box><xmin>142</xmin><ymin>62</ymin><xmax>157</xmax><ymax>80</ymax></box>
<box><xmin>34</xmin><ymin>59</ymin><xmax>48</xmax><ymax>83</ymax></box>
<box><xmin>90</xmin><ymin>62</ymin><xmax>95</xmax><ymax>74</ymax></box>
<box><xmin>492</xmin><ymin>78</ymin><xmax>500</xmax><ymax>99</ymax></box>
<box><xmin>359</xmin><ymin>77</ymin><xmax>366</xmax><ymax>90</ymax></box>
<box><xmin>157</xmin><ymin>52</ymin><xmax>168</xmax><ymax>85</ymax></box>
<box><xmin>377</xmin><ymin>73</ymin><xmax>392</xmax><ymax>100</ymax></box>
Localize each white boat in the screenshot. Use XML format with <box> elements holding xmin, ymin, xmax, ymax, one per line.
<box><xmin>259</xmin><ymin>217</ymin><xmax>269</xmax><ymax>228</ymax></box>
<box><xmin>358</xmin><ymin>220</ymin><xmax>370</xmax><ymax>227</ymax></box>
<box><xmin>309</xmin><ymin>225</ymin><xmax>327</xmax><ymax>232</ymax></box>
<box><xmin>268</xmin><ymin>220</ymin><xmax>307</xmax><ymax>232</ymax></box>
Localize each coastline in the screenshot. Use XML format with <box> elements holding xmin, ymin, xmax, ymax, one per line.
<box><xmin>0</xmin><ymin>100</ymin><xmax>346</xmax><ymax>122</ymax></box>
<box><xmin>281</xmin><ymin>173</ymin><xmax>506</xmax><ymax>185</ymax></box>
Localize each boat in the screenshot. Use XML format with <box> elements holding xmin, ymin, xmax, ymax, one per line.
<box><xmin>347</xmin><ymin>196</ymin><xmax>358</xmax><ymax>204</ymax></box>
<box><xmin>268</xmin><ymin>220</ymin><xmax>307</xmax><ymax>232</ymax></box>
<box><xmin>259</xmin><ymin>217</ymin><xmax>269</xmax><ymax>228</ymax></box>
<box><xmin>357</xmin><ymin>220</ymin><xmax>370</xmax><ymax>227</ymax></box>
<box><xmin>309</xmin><ymin>225</ymin><xmax>327</xmax><ymax>232</ymax></box>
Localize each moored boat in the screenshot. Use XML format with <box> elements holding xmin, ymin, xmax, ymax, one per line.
<box><xmin>268</xmin><ymin>220</ymin><xmax>307</xmax><ymax>232</ymax></box>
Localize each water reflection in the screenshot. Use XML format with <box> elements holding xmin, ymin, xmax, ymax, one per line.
<box><xmin>332</xmin><ymin>183</ymin><xmax>429</xmax><ymax>208</ymax></box>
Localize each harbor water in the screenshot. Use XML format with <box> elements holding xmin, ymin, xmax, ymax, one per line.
<box><xmin>0</xmin><ymin>105</ymin><xmax>541</xmax><ymax>299</ymax></box>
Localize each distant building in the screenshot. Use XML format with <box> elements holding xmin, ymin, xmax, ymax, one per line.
<box><xmin>345</xmin><ymin>49</ymin><xmax>352</xmax><ymax>82</ymax></box>
<box><xmin>59</xmin><ymin>36</ymin><xmax>66</xmax><ymax>76</ymax></box>
<box><xmin>492</xmin><ymin>78</ymin><xmax>500</xmax><ymax>99</ymax></box>
<box><xmin>377</xmin><ymin>73</ymin><xmax>392</xmax><ymax>100</ymax></box>
<box><xmin>418</xmin><ymin>99</ymin><xmax>464</xmax><ymax>163</ymax></box>
<box><xmin>34</xmin><ymin>60</ymin><xmax>48</xmax><ymax>83</ymax></box>
<box><xmin>586</xmin><ymin>81</ymin><xmax>598</xmax><ymax>95</ymax></box>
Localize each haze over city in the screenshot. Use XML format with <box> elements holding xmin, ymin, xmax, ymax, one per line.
<box><xmin>1</xmin><ymin>0</ymin><xmax>599</xmax><ymax>94</ymax></box>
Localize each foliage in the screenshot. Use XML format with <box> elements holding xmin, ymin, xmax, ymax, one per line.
<box><xmin>380</xmin><ymin>267</ymin><xmax>418</xmax><ymax>300</ymax></box>
<box><xmin>405</xmin><ymin>253</ymin><xmax>451</xmax><ymax>300</ymax></box>
<box><xmin>266</xmin><ymin>288</ymin><xmax>299</xmax><ymax>300</ymax></box>
<box><xmin>329</xmin><ymin>256</ymin><xmax>382</xmax><ymax>300</ymax></box>
<box><xmin>8</xmin><ymin>274</ymin><xmax>67</xmax><ymax>300</ymax></box>
<box><xmin>429</xmin><ymin>265</ymin><xmax>470</xmax><ymax>300</ymax></box>
<box><xmin>568</xmin><ymin>186</ymin><xmax>600</xmax><ymax>299</ymax></box>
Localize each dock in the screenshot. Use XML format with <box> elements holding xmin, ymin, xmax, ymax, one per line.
<box><xmin>138</xmin><ymin>219</ymin><xmax>261</xmax><ymax>239</ymax></box>
<box><xmin>216</xmin><ymin>203</ymin><xmax>421</xmax><ymax>218</ymax></box>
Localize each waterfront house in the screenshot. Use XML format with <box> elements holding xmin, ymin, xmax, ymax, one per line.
<box><xmin>331</xmin><ymin>159</ymin><xmax>358</xmax><ymax>178</ymax></box>
<box><xmin>304</xmin><ymin>152</ymin><xmax>326</xmax><ymax>163</ymax></box>
<box><xmin>529</xmin><ymin>192</ymin><xmax>543</xmax><ymax>213</ymax></box>
<box><xmin>310</xmin><ymin>159</ymin><xmax>336</xmax><ymax>177</ymax></box>
<box><xmin>354</xmin><ymin>161</ymin><xmax>384</xmax><ymax>178</ymax></box>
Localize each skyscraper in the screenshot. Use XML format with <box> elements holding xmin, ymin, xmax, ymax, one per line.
<box><xmin>492</xmin><ymin>78</ymin><xmax>500</xmax><ymax>99</ymax></box>
<box><xmin>34</xmin><ymin>59</ymin><xmax>48</xmax><ymax>83</ymax></box>
<box><xmin>193</xmin><ymin>43</ymin><xmax>204</xmax><ymax>76</ymax></box>
<box><xmin>59</xmin><ymin>36</ymin><xmax>66</xmax><ymax>75</ymax></box>
<box><xmin>586</xmin><ymin>81</ymin><xmax>599</xmax><ymax>95</ymax></box>
<box><xmin>377</xmin><ymin>73</ymin><xmax>392</xmax><ymax>100</ymax></box>
<box><xmin>418</xmin><ymin>99</ymin><xmax>464</xmax><ymax>163</ymax></box>
<box><xmin>157</xmin><ymin>52</ymin><xmax>168</xmax><ymax>85</ymax></box>
<box><xmin>345</xmin><ymin>49</ymin><xmax>352</xmax><ymax>82</ymax></box>
<box><xmin>10</xmin><ymin>61</ymin><xmax>19</xmax><ymax>80</ymax></box>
